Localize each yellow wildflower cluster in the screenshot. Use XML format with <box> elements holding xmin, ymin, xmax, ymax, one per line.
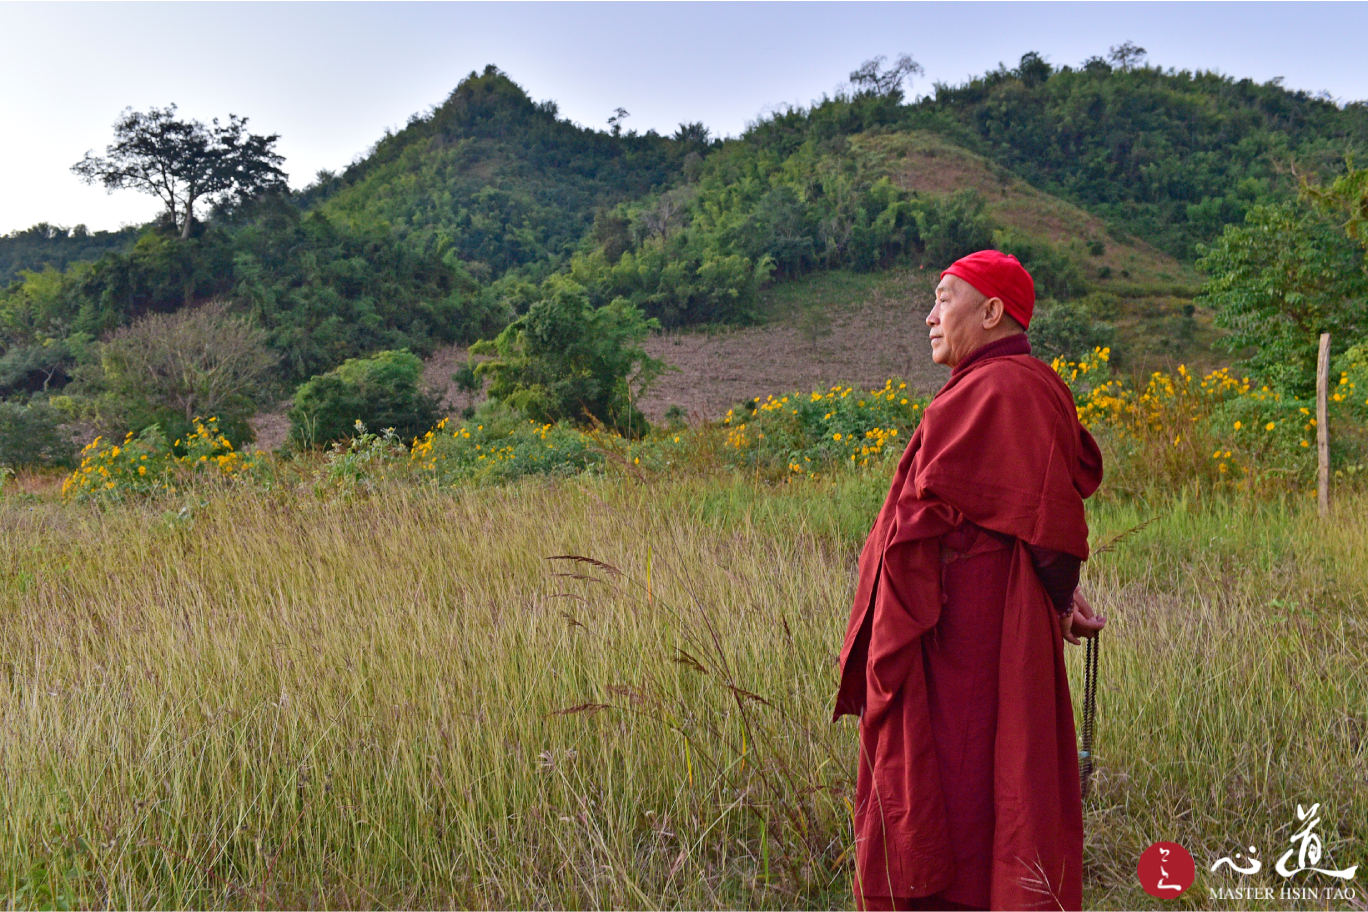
<box><xmin>721</xmin><ymin>378</ymin><xmax>922</xmax><ymax>477</ymax></box>
<box><xmin>62</xmin><ymin>418</ymin><xmax>261</xmax><ymax>500</ymax></box>
<box><xmin>1053</xmin><ymin>348</ymin><xmax>1259</xmax><ymax>436</ymax></box>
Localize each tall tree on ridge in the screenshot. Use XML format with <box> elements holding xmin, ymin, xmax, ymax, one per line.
<box><xmin>72</xmin><ymin>105</ymin><xmax>287</xmax><ymax>240</ymax></box>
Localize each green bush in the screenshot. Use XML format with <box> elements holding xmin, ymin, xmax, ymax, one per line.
<box><xmin>915</xmin><ymin>191</ymin><xmax>997</xmax><ymax>266</ymax></box>
<box><xmin>411</xmin><ymin>411</ymin><xmax>603</xmax><ymax>484</ymax></box>
<box><xmin>471</xmin><ymin>277</ymin><xmax>661</xmax><ymax>436</ymax></box>
<box><xmin>720</xmin><ymin>379</ymin><xmax>927</xmax><ymax>476</ymax></box>
<box><xmin>288</xmin><ymin>350</ymin><xmax>442</xmax><ymax>449</ymax></box>
<box><xmin>61</xmin><ymin>418</ymin><xmax>263</xmax><ymax>501</ymax></box>
<box><xmin>1029</xmin><ymin>299</ymin><xmax>1115</xmax><ymax>362</ymax></box>
<box><xmin>0</xmin><ymin>399</ymin><xmax>71</xmax><ymax>468</ymax></box>
<box><xmin>1198</xmin><ymin>200</ymin><xmax>1368</xmax><ymax>396</ymax></box>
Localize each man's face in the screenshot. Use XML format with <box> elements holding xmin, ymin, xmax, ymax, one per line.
<box><xmin>927</xmin><ymin>274</ymin><xmax>989</xmax><ymax>367</ymax></box>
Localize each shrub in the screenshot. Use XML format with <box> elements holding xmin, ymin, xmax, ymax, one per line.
<box><xmin>61</xmin><ymin>417</ymin><xmax>262</xmax><ymax>501</ymax></box>
<box><xmin>720</xmin><ymin>379</ymin><xmax>926</xmax><ymax>477</ymax></box>
<box><xmin>1197</xmin><ymin>200</ymin><xmax>1368</xmax><ymax>397</ymax></box>
<box><xmin>471</xmin><ymin>277</ymin><xmax>662</xmax><ymax>436</ymax></box>
<box><xmin>1052</xmin><ymin>347</ymin><xmax>1368</xmax><ymax>497</ymax></box>
<box><xmin>1029</xmin><ymin>299</ymin><xmax>1115</xmax><ymax>362</ymax></box>
<box><xmin>288</xmin><ymin>349</ymin><xmax>442</xmax><ymax>449</ymax></box>
<box><xmin>79</xmin><ymin>301</ymin><xmax>277</xmax><ymax>447</ymax></box>
<box><xmin>411</xmin><ymin>413</ymin><xmax>603</xmax><ymax>484</ymax></box>
<box><xmin>913</xmin><ymin>191</ymin><xmax>997</xmax><ymax>266</ymax></box>
<box><xmin>0</xmin><ymin>399</ymin><xmax>72</xmax><ymax>468</ymax></box>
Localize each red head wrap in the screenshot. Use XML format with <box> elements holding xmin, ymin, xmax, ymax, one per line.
<box><xmin>940</xmin><ymin>250</ymin><xmax>1036</xmax><ymax>329</ymax></box>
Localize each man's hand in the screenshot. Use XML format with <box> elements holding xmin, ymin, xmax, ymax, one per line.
<box><xmin>1063</xmin><ymin>590</ymin><xmax>1106</xmax><ymax>645</ymax></box>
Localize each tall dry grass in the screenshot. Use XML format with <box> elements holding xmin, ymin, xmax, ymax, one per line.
<box><xmin>2</xmin><ymin>473</ymin><xmax>1365</xmax><ymax>909</ymax></box>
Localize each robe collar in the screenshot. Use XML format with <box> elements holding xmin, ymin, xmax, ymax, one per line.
<box><xmin>951</xmin><ymin>333</ymin><xmax>1032</xmax><ymax>378</ymax></box>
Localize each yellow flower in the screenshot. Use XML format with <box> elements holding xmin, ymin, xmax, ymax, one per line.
<box><xmin>1265</xmin><ymin>422</ymin><xmax>1275</xmax><ymax>431</ymax></box>
<box><xmin>833</xmin><ymin>433</ymin><xmax>842</xmax><ymax>441</ymax></box>
<box><xmin>1233</xmin><ymin>421</ymin><xmax>1242</xmax><ymax>430</ymax></box>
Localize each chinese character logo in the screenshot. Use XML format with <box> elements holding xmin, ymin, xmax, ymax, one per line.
<box><xmin>1138</xmin><ymin>841</ymin><xmax>1196</xmax><ymax>899</ymax></box>
<box><xmin>1275</xmin><ymin>803</ymin><xmax>1357</xmax><ymax>879</ymax></box>
<box><xmin>1209</xmin><ymin>803</ymin><xmax>1358</xmax><ymax>881</ymax></box>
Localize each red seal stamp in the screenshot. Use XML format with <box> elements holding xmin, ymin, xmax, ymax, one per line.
<box><xmin>1138</xmin><ymin>841</ymin><xmax>1196</xmax><ymax>898</ymax></box>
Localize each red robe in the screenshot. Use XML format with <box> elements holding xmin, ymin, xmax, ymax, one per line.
<box><xmin>834</xmin><ymin>335</ymin><xmax>1103</xmax><ymax>911</ymax></box>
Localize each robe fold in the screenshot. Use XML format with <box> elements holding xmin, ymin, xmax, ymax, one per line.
<box><xmin>834</xmin><ymin>334</ymin><xmax>1103</xmax><ymax>911</ymax></box>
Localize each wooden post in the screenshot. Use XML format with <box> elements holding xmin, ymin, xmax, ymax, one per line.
<box><xmin>1317</xmin><ymin>332</ymin><xmax>1331</xmax><ymax>517</ymax></box>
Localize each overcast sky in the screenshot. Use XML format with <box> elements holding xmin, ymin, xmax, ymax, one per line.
<box><xmin>4</xmin><ymin>1</ymin><xmax>1367</xmax><ymax>235</ymax></box>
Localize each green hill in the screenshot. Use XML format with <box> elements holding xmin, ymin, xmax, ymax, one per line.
<box><xmin>313</xmin><ymin>65</ymin><xmax>702</xmax><ymax>281</ymax></box>
<box><xmin>3</xmin><ymin>50</ymin><xmax>1365</xmax><ymax>438</ymax></box>
<box><xmin>0</xmin><ymin>223</ymin><xmax>138</xmax><ymax>286</ymax></box>
<box><xmin>903</xmin><ymin>53</ymin><xmax>1368</xmax><ymax>259</ymax></box>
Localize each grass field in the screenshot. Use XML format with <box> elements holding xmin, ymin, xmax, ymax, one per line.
<box><xmin>2</xmin><ymin>462</ymin><xmax>1365</xmax><ymax>910</ymax></box>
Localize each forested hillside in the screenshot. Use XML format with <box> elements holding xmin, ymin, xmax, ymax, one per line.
<box><xmin>0</xmin><ymin>223</ymin><xmax>137</xmax><ymax>286</ymax></box>
<box><xmin>2</xmin><ymin>50</ymin><xmax>1365</xmax><ymax>461</ymax></box>
<box><xmin>904</xmin><ymin>51</ymin><xmax>1368</xmax><ymax>259</ymax></box>
<box><xmin>313</xmin><ymin>65</ymin><xmax>702</xmax><ymax>282</ymax></box>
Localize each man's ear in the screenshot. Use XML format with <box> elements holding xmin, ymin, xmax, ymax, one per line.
<box><xmin>981</xmin><ymin>296</ymin><xmax>1006</xmax><ymax>330</ymax></box>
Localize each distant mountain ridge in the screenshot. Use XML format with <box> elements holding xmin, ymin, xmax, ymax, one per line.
<box><xmin>4</xmin><ymin>50</ymin><xmax>1365</xmax><ymax>410</ymax></box>
<box><xmin>310</xmin><ymin>65</ymin><xmax>704</xmax><ymax>281</ymax></box>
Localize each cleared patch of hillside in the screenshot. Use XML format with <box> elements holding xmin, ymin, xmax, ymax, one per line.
<box><xmin>407</xmin><ymin>265</ymin><xmax>1233</xmax><ymax>434</ymax></box>
<box><xmin>852</xmin><ymin>131</ymin><xmax>1200</xmax><ymax>293</ymax></box>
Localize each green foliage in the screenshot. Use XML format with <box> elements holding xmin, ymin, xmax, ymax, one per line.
<box><xmin>913</xmin><ymin>191</ymin><xmax>997</xmax><ymax>266</ymax></box>
<box><xmin>317</xmin><ymin>66</ymin><xmax>688</xmax><ymax>280</ymax></box>
<box><xmin>471</xmin><ymin>278</ymin><xmax>661</xmax><ymax>435</ymax></box>
<box><xmin>719</xmin><ymin>379</ymin><xmax>926</xmax><ymax>476</ymax></box>
<box><xmin>0</xmin><ymin>336</ymin><xmax>89</xmax><ymax>398</ymax></box>
<box><xmin>70</xmin><ymin>301</ymin><xmax>277</xmax><ymax>447</ymax></box>
<box><xmin>908</xmin><ymin>53</ymin><xmax>1368</xmax><ymax>259</ymax></box>
<box><xmin>0</xmin><ymin>223</ymin><xmax>137</xmax><ymax>287</ymax></box>
<box><xmin>320</xmin><ymin>422</ymin><xmax>408</xmax><ymax>492</ymax></box>
<box><xmin>229</xmin><ymin>203</ymin><xmax>503</xmax><ymax>379</ymax></box>
<box><xmin>0</xmin><ymin>399</ymin><xmax>71</xmax><ymax>468</ymax></box>
<box><xmin>411</xmin><ymin>413</ymin><xmax>602</xmax><ymax>484</ymax></box>
<box><xmin>0</xmin><ymin>205</ymin><xmax>499</xmax><ymax>385</ymax></box>
<box><xmin>1197</xmin><ymin>199</ymin><xmax>1368</xmax><ymax>395</ymax></box>
<box><xmin>991</xmin><ymin>228</ymin><xmax>1089</xmax><ymax>300</ymax></box>
<box><xmin>288</xmin><ymin>350</ymin><xmax>441</xmax><ymax>449</ymax></box>
<box><xmin>564</xmin><ymin>143</ymin><xmax>993</xmax><ymax>326</ymax></box>
<box><xmin>1029</xmin><ymin>299</ymin><xmax>1115</xmax><ymax>362</ymax></box>
<box><xmin>61</xmin><ymin>418</ymin><xmax>262</xmax><ymax>501</ymax></box>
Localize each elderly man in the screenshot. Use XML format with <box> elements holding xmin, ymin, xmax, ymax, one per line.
<box><xmin>833</xmin><ymin>250</ymin><xmax>1106</xmax><ymax>912</ymax></box>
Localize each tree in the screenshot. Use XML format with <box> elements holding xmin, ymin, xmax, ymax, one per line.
<box><xmin>849</xmin><ymin>54</ymin><xmax>924</xmax><ymax>98</ymax></box>
<box><xmin>471</xmin><ymin>277</ymin><xmax>662</xmax><ymax>436</ymax></box>
<box><xmin>85</xmin><ymin>300</ymin><xmax>279</xmax><ymax>444</ymax></box>
<box><xmin>0</xmin><ymin>400</ymin><xmax>71</xmax><ymax>469</ymax></box>
<box><xmin>287</xmin><ymin>349</ymin><xmax>441</xmax><ymax>449</ymax></box>
<box><xmin>72</xmin><ymin>105</ymin><xmax>287</xmax><ymax>240</ymax></box>
<box><xmin>1197</xmin><ymin>199</ymin><xmax>1368</xmax><ymax>394</ymax></box>
<box><xmin>1106</xmin><ymin>41</ymin><xmax>1147</xmax><ymax>71</ymax></box>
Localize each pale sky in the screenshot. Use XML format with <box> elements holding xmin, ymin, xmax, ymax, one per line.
<box><xmin>3</xmin><ymin>1</ymin><xmax>1367</xmax><ymax>235</ymax></box>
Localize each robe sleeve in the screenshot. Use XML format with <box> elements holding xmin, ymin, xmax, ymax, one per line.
<box><xmin>1028</xmin><ymin>544</ymin><xmax>1080</xmax><ymax>617</ymax></box>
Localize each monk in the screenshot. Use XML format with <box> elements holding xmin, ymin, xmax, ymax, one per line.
<box><xmin>833</xmin><ymin>250</ymin><xmax>1107</xmax><ymax>912</ymax></box>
